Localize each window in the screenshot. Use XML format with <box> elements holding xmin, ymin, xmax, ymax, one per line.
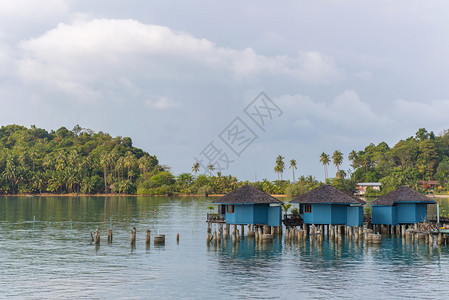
<box><xmin>304</xmin><ymin>204</ymin><xmax>312</xmax><ymax>213</ymax></box>
<box><xmin>227</xmin><ymin>205</ymin><xmax>235</xmax><ymax>213</ymax></box>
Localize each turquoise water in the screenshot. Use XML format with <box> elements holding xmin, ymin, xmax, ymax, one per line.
<box><xmin>1</xmin><ymin>196</ymin><xmax>449</xmax><ymax>299</ymax></box>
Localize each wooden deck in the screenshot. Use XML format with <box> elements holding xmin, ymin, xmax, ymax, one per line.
<box><xmin>206</xmin><ymin>213</ymin><xmax>225</xmax><ymax>223</ymax></box>
<box><xmin>282</xmin><ymin>214</ymin><xmax>304</xmax><ymax>227</ymax></box>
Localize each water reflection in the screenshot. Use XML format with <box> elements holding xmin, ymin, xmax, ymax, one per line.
<box><xmin>2</xmin><ymin>196</ymin><xmax>449</xmax><ymax>299</ymax></box>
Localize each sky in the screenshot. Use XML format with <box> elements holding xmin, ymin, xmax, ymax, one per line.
<box><xmin>1</xmin><ymin>0</ymin><xmax>449</xmax><ymax>181</ymax></box>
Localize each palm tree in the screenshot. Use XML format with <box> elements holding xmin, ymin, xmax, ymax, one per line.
<box><xmin>348</xmin><ymin>150</ymin><xmax>358</xmax><ymax>168</ymax></box>
<box><xmin>274</xmin><ymin>164</ymin><xmax>281</xmax><ymax>180</ymax></box>
<box><xmin>192</xmin><ymin>162</ymin><xmax>200</xmax><ymax>176</ymax></box>
<box><xmin>320</xmin><ymin>152</ymin><xmax>330</xmax><ymax>179</ymax></box>
<box><xmin>276</xmin><ymin>155</ymin><xmax>285</xmax><ymax>180</ymax></box>
<box><xmin>207</xmin><ymin>163</ymin><xmax>215</xmax><ymax>176</ymax></box>
<box><xmin>100</xmin><ymin>152</ymin><xmax>109</xmax><ymax>193</ymax></box>
<box><xmin>289</xmin><ymin>159</ymin><xmax>297</xmax><ymax>183</ymax></box>
<box><xmin>348</xmin><ymin>150</ymin><xmax>358</xmax><ymax>180</ymax></box>
<box><xmin>332</xmin><ymin>150</ymin><xmax>343</xmax><ymax>175</ymax></box>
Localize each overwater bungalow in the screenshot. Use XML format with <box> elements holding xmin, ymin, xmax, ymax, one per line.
<box><xmin>290</xmin><ymin>184</ymin><xmax>366</xmax><ymax>226</ymax></box>
<box><xmin>211</xmin><ymin>185</ymin><xmax>284</xmax><ymax>227</ymax></box>
<box><xmin>371</xmin><ymin>186</ymin><xmax>436</xmax><ymax>225</ymax></box>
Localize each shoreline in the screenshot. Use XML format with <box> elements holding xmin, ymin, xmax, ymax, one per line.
<box><xmin>2</xmin><ymin>193</ymin><xmax>289</xmax><ymax>198</ymax></box>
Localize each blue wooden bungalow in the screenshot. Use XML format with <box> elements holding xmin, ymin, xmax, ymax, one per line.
<box><xmin>290</xmin><ymin>184</ymin><xmax>366</xmax><ymax>226</ymax></box>
<box><xmin>371</xmin><ymin>186</ymin><xmax>436</xmax><ymax>225</ymax></box>
<box><xmin>212</xmin><ymin>185</ymin><xmax>284</xmax><ymax>226</ymax></box>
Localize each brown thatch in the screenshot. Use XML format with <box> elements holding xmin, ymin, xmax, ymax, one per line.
<box><xmin>213</xmin><ymin>185</ymin><xmax>283</xmax><ymax>204</ymax></box>
<box><xmin>371</xmin><ymin>186</ymin><xmax>436</xmax><ymax>206</ymax></box>
<box><xmin>290</xmin><ymin>184</ymin><xmax>366</xmax><ymax>205</ymax></box>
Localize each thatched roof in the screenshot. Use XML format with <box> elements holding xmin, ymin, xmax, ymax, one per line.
<box><xmin>290</xmin><ymin>184</ymin><xmax>366</xmax><ymax>205</ymax></box>
<box><xmin>371</xmin><ymin>186</ymin><xmax>436</xmax><ymax>206</ymax></box>
<box><xmin>213</xmin><ymin>185</ymin><xmax>283</xmax><ymax>204</ymax></box>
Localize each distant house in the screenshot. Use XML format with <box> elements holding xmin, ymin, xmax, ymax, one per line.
<box><xmin>212</xmin><ymin>185</ymin><xmax>284</xmax><ymax>226</ymax></box>
<box><xmin>371</xmin><ymin>186</ymin><xmax>436</xmax><ymax>225</ymax></box>
<box><xmin>290</xmin><ymin>185</ymin><xmax>366</xmax><ymax>226</ymax></box>
<box><xmin>417</xmin><ymin>180</ymin><xmax>439</xmax><ymax>190</ymax></box>
<box><xmin>355</xmin><ymin>182</ymin><xmax>381</xmax><ymax>195</ymax></box>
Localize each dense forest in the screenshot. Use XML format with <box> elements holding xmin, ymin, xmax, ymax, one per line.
<box><xmin>0</xmin><ymin>125</ymin><xmax>159</xmax><ymax>194</ymax></box>
<box><xmin>0</xmin><ymin>124</ymin><xmax>248</xmax><ymax>195</ymax></box>
<box><xmin>0</xmin><ymin>125</ymin><xmax>447</xmax><ymax>196</ymax></box>
<box><xmin>348</xmin><ymin>128</ymin><xmax>449</xmax><ymax>195</ymax></box>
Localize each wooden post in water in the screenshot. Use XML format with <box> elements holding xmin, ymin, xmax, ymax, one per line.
<box><xmin>154</xmin><ymin>234</ymin><xmax>165</xmax><ymax>245</ymax></box>
<box><xmin>240</xmin><ymin>225</ymin><xmax>245</xmax><ymax>237</ymax></box>
<box><xmin>130</xmin><ymin>227</ymin><xmax>136</xmax><ymax>245</ymax></box>
<box><xmin>146</xmin><ymin>229</ymin><xmax>151</xmax><ymax>244</ymax></box>
<box><xmin>94</xmin><ymin>230</ymin><xmax>100</xmax><ymax>245</ymax></box>
<box><xmin>437</xmin><ymin>233</ymin><xmax>443</xmax><ymax>245</ymax></box>
<box><xmin>108</xmin><ymin>228</ymin><xmax>113</xmax><ymax>243</ymax></box>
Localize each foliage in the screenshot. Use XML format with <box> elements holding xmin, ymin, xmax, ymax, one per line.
<box><xmin>0</xmin><ymin>124</ymin><xmax>158</xmax><ymax>194</ymax></box>
<box><xmin>285</xmin><ymin>176</ymin><xmax>321</xmax><ymax>196</ymax></box>
<box><xmin>325</xmin><ymin>178</ymin><xmax>356</xmax><ymax>194</ymax></box>
<box><xmin>350</xmin><ymin>128</ymin><xmax>449</xmax><ymax>192</ymax></box>
<box><xmin>291</xmin><ymin>207</ymin><xmax>300</xmax><ymax>217</ymax></box>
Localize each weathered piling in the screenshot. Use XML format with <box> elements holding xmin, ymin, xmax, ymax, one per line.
<box><xmin>95</xmin><ymin>230</ymin><xmax>100</xmax><ymax>245</ymax></box>
<box><xmin>146</xmin><ymin>229</ymin><xmax>151</xmax><ymax>244</ymax></box>
<box><xmin>213</xmin><ymin>231</ymin><xmax>218</xmax><ymax>245</ymax></box>
<box><xmin>437</xmin><ymin>233</ymin><xmax>443</xmax><ymax>245</ymax></box>
<box><xmin>371</xmin><ymin>233</ymin><xmax>381</xmax><ymax>244</ymax></box>
<box><xmin>130</xmin><ymin>227</ymin><xmax>137</xmax><ymax>244</ymax></box>
<box><xmin>262</xmin><ymin>233</ymin><xmax>274</xmax><ymax>242</ymax></box>
<box><xmin>107</xmin><ymin>229</ymin><xmax>113</xmax><ymax>243</ymax></box>
<box><xmin>225</xmin><ymin>224</ymin><xmax>230</xmax><ymax>238</ymax></box>
<box><xmin>154</xmin><ymin>234</ymin><xmax>165</xmax><ymax>245</ymax></box>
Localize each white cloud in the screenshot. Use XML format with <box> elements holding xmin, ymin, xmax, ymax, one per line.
<box><xmin>145</xmin><ymin>97</ymin><xmax>180</xmax><ymax>111</ymax></box>
<box><xmin>15</xmin><ymin>19</ymin><xmax>342</xmax><ymax>100</ymax></box>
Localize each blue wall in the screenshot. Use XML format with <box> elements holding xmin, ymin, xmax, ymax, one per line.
<box><xmin>372</xmin><ymin>203</ymin><xmax>430</xmax><ymax>225</ymax></box>
<box><xmin>347</xmin><ymin>206</ymin><xmax>364</xmax><ymax>226</ymax></box>
<box><xmin>235</xmin><ymin>205</ymin><xmax>255</xmax><ymax>224</ymax></box>
<box><xmin>300</xmin><ymin>203</ymin><xmax>363</xmax><ymax>226</ymax></box>
<box><xmin>372</xmin><ymin>206</ymin><xmax>396</xmax><ymax>225</ymax></box>
<box><xmin>267</xmin><ymin>206</ymin><xmax>282</xmax><ymax>226</ymax></box>
<box><xmin>397</xmin><ymin>203</ymin><xmax>415</xmax><ymax>224</ymax></box>
<box><xmin>223</xmin><ymin>203</ymin><xmax>281</xmax><ymax>226</ymax></box>
<box><xmin>331</xmin><ymin>205</ymin><xmax>347</xmax><ymax>224</ymax></box>
<box><xmin>300</xmin><ymin>204</ymin><xmax>331</xmax><ymax>224</ymax></box>
<box><xmin>415</xmin><ymin>203</ymin><xmax>428</xmax><ymax>223</ymax></box>
<box><xmin>253</xmin><ymin>205</ymin><xmax>268</xmax><ymax>224</ymax></box>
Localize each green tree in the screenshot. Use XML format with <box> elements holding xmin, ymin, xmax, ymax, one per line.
<box><xmin>320</xmin><ymin>152</ymin><xmax>330</xmax><ymax>179</ymax></box>
<box><xmin>192</xmin><ymin>162</ymin><xmax>200</xmax><ymax>176</ymax></box>
<box><xmin>332</xmin><ymin>150</ymin><xmax>343</xmax><ymax>175</ymax></box>
<box><xmin>289</xmin><ymin>159</ymin><xmax>297</xmax><ymax>183</ymax></box>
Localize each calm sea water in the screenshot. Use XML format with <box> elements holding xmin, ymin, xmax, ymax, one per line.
<box><xmin>1</xmin><ymin>196</ymin><xmax>449</xmax><ymax>299</ymax></box>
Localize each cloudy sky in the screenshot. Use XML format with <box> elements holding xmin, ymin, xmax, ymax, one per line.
<box><xmin>1</xmin><ymin>0</ymin><xmax>449</xmax><ymax>181</ymax></box>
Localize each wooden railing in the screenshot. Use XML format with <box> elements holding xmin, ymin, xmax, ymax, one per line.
<box><xmin>207</xmin><ymin>213</ymin><xmax>225</xmax><ymax>223</ymax></box>
<box><xmin>282</xmin><ymin>214</ymin><xmax>304</xmax><ymax>227</ymax></box>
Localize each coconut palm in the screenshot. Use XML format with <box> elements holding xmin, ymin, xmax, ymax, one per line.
<box><xmin>207</xmin><ymin>163</ymin><xmax>215</xmax><ymax>176</ymax></box>
<box><xmin>276</xmin><ymin>155</ymin><xmax>285</xmax><ymax>180</ymax></box>
<box><xmin>332</xmin><ymin>150</ymin><xmax>343</xmax><ymax>175</ymax></box>
<box><xmin>100</xmin><ymin>152</ymin><xmax>109</xmax><ymax>193</ymax></box>
<box><xmin>192</xmin><ymin>162</ymin><xmax>200</xmax><ymax>176</ymax></box>
<box><xmin>289</xmin><ymin>159</ymin><xmax>297</xmax><ymax>183</ymax></box>
<box><xmin>320</xmin><ymin>152</ymin><xmax>330</xmax><ymax>179</ymax></box>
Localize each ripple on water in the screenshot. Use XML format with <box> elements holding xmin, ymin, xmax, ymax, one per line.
<box><xmin>2</xmin><ymin>196</ymin><xmax>449</xmax><ymax>299</ymax></box>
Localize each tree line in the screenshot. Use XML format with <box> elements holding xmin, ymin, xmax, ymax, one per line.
<box><xmin>1</xmin><ymin>125</ymin><xmax>446</xmax><ymax>196</ymax></box>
